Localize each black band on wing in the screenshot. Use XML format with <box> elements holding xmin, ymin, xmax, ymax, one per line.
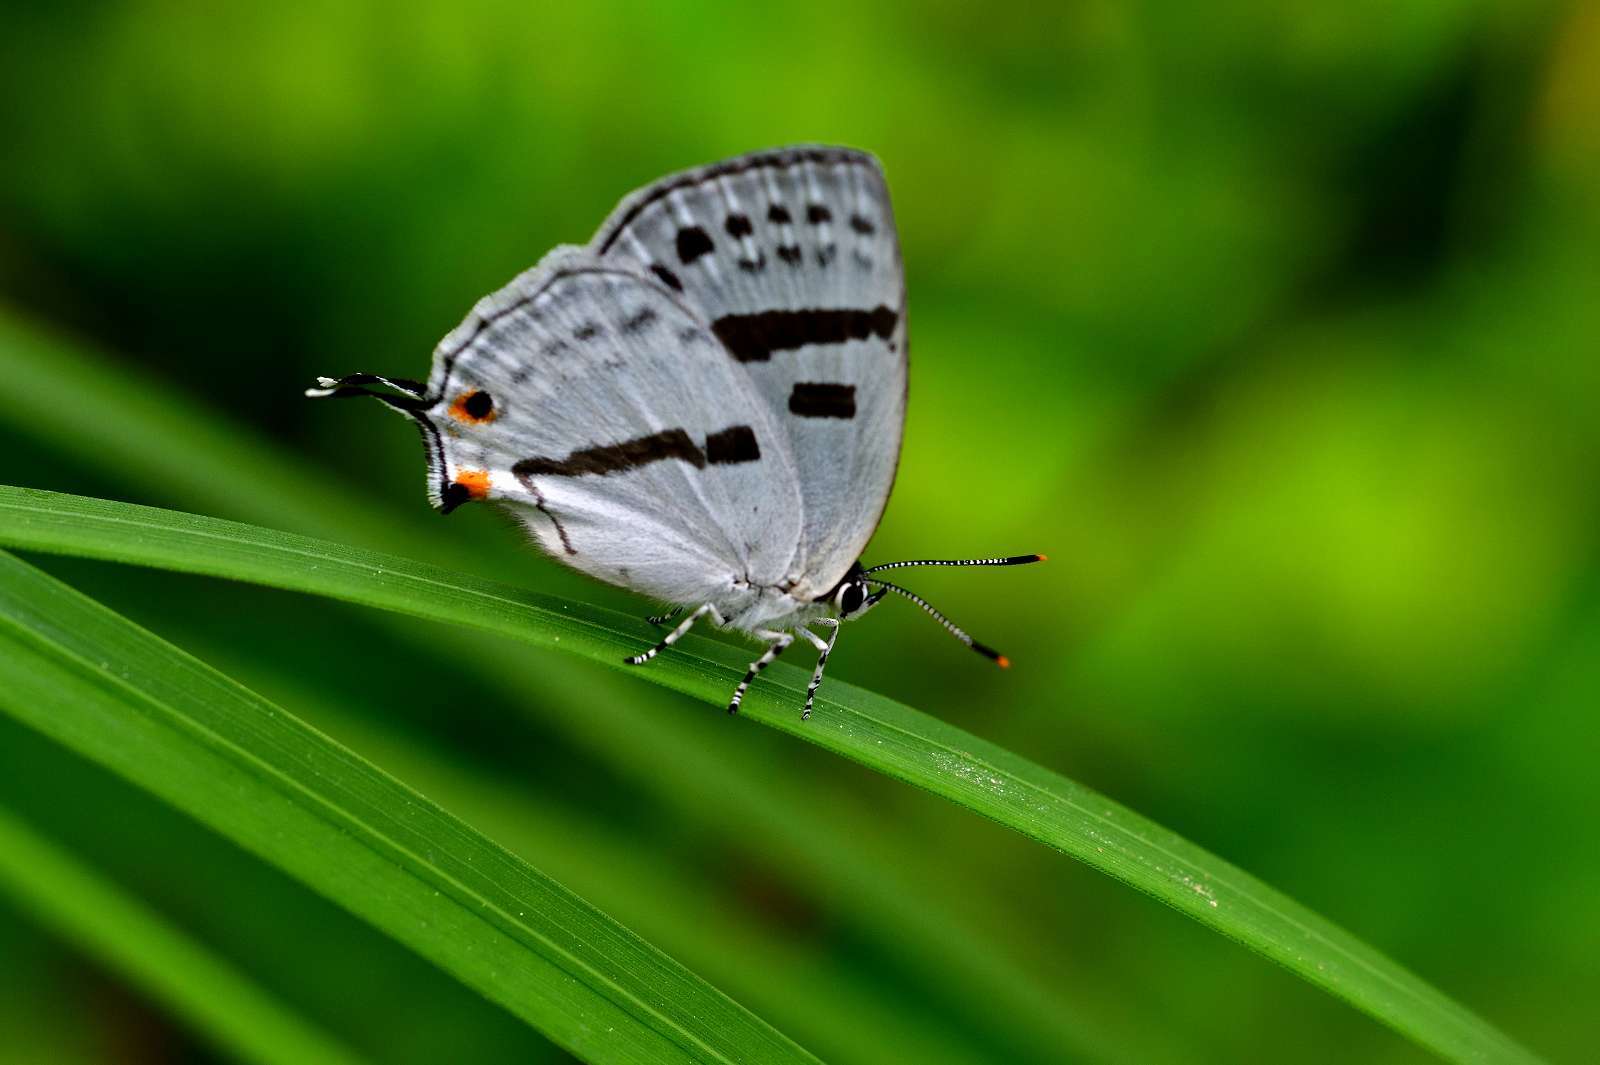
<box><xmin>788</xmin><ymin>382</ymin><xmax>857</xmax><ymax>419</ymax></box>
<box><xmin>711</xmin><ymin>306</ymin><xmax>898</xmax><ymax>363</ymax></box>
<box><xmin>705</xmin><ymin>424</ymin><xmax>761</xmax><ymax>464</ymax></box>
<box><xmin>515</xmin><ymin>428</ymin><xmax>705</xmax><ymax>478</ymax></box>
<box><xmin>513</xmin><ymin>425</ymin><xmax>760</xmax><ymax>481</ymax></box>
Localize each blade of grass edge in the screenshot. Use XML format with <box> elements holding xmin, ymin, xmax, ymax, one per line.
<box><xmin>0</xmin><ymin>803</ymin><xmax>372</xmax><ymax>1065</ymax></box>
<box><xmin>279</xmin><ymin>683</ymin><xmax>1032</xmax><ymax>1065</ymax></box>
<box><xmin>0</xmin><ymin>545</ymin><xmax>820</xmax><ymax>1065</ymax></box>
<box><xmin>0</xmin><ymin>305</ymin><xmax>1135</xmax><ymax>1065</ymax></box>
<box><xmin>0</xmin><ymin>487</ymin><xmax>1547</xmax><ymax>1065</ymax></box>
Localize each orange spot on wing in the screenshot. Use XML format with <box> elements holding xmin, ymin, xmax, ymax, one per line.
<box><xmin>449</xmin><ymin>390</ymin><xmax>497</xmax><ymax>423</ymax></box>
<box><xmin>454</xmin><ymin>469</ymin><xmax>491</xmax><ymax>500</ymax></box>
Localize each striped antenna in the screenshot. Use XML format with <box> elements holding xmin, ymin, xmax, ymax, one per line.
<box><xmin>863</xmin><ymin>579</ymin><xmax>1011</xmax><ymax>668</ymax></box>
<box><xmin>861</xmin><ymin>554</ymin><xmax>1045</xmax><ymax>576</ymax></box>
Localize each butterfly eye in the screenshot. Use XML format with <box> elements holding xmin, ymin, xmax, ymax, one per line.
<box><xmin>450</xmin><ymin>390</ymin><xmax>496</xmax><ymax>423</ymax></box>
<box><xmin>838</xmin><ymin>582</ymin><xmax>866</xmax><ymax>616</ymax></box>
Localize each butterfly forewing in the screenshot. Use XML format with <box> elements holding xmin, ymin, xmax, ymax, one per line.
<box><xmin>591</xmin><ymin>146</ymin><xmax>907</xmax><ymax>599</ymax></box>
<box><xmin>425</xmin><ymin>248</ymin><xmax>805</xmax><ymax>607</ymax></box>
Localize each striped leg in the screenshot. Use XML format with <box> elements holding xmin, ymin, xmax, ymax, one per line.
<box><xmin>624</xmin><ymin>603</ymin><xmax>721</xmax><ymax>665</ymax></box>
<box><xmin>726</xmin><ymin>629</ymin><xmax>793</xmax><ymax>715</ymax></box>
<box><xmin>798</xmin><ymin>619</ymin><xmax>840</xmax><ymax>721</ymax></box>
<box><xmin>646</xmin><ymin>606</ymin><xmax>684</xmax><ymax>626</ymax></box>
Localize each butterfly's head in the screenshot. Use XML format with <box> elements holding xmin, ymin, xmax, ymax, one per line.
<box><xmin>839</xmin><ymin>554</ymin><xmax>1049</xmax><ymax>665</ymax></box>
<box><xmin>827</xmin><ymin>561</ymin><xmax>888</xmax><ymax>621</ymax></box>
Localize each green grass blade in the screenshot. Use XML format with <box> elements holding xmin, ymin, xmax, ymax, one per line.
<box><xmin>0</xmin><ymin>544</ymin><xmax>820</xmax><ymax>1065</ymax></box>
<box><xmin>0</xmin><ymin>486</ymin><xmax>1545</xmax><ymax>1065</ymax></box>
<box><xmin>0</xmin><ymin>311</ymin><xmax>391</xmax><ymax>547</ymax></box>
<box><xmin>0</xmin><ymin>804</ymin><xmax>371</xmax><ymax>1065</ymax></box>
<box><xmin>278</xmin><ymin>687</ymin><xmax>1020</xmax><ymax>1065</ymax></box>
<box><xmin>0</xmin><ymin>310</ymin><xmax>1122</xmax><ymax>1063</ymax></box>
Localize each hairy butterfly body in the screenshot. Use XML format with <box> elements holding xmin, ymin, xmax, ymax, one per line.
<box><xmin>311</xmin><ymin>146</ymin><xmax>1042</xmax><ymax>718</ymax></box>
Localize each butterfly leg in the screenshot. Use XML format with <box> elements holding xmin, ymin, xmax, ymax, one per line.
<box><xmin>624</xmin><ymin>603</ymin><xmax>722</xmax><ymax>665</ymax></box>
<box><xmin>727</xmin><ymin>629</ymin><xmax>793</xmax><ymax>715</ymax></box>
<box><xmin>646</xmin><ymin>606</ymin><xmax>684</xmax><ymax>626</ymax></box>
<box><xmin>798</xmin><ymin>619</ymin><xmax>840</xmax><ymax>721</ymax></box>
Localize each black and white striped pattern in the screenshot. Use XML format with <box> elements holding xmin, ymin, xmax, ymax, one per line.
<box><xmin>799</xmin><ymin>618</ymin><xmax>840</xmax><ymax>720</ymax></box>
<box><xmin>626</xmin><ymin>603</ymin><xmax>724</xmax><ymax>665</ymax></box>
<box><xmin>864</xmin><ymin>579</ymin><xmax>1006</xmax><ymax>664</ymax></box>
<box><xmin>726</xmin><ymin>628</ymin><xmax>794</xmax><ymax>714</ymax></box>
<box><xmin>862</xmin><ymin>555</ymin><xmax>1045</xmax><ymax>574</ymax></box>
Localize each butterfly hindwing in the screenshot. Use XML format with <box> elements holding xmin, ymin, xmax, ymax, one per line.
<box><xmin>422</xmin><ymin>248</ymin><xmax>805</xmax><ymax>607</ymax></box>
<box><xmin>591</xmin><ymin>146</ymin><xmax>907</xmax><ymax>599</ymax></box>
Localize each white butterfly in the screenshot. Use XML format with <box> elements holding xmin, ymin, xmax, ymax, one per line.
<box><xmin>310</xmin><ymin>146</ymin><xmax>1042</xmax><ymax>718</ymax></box>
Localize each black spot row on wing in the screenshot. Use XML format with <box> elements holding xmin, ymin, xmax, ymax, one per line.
<box><xmin>673</xmin><ymin>202</ymin><xmax>873</xmax><ymax>266</ymax></box>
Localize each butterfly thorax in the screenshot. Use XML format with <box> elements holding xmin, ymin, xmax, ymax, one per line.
<box><xmin>720</xmin><ymin>585</ymin><xmax>833</xmax><ymax>633</ymax></box>
<box><xmin>719</xmin><ymin>558</ymin><xmax>872</xmax><ymax>632</ymax></box>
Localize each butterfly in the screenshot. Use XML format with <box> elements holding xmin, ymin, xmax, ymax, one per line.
<box><xmin>309</xmin><ymin>146</ymin><xmax>1043</xmax><ymax>719</ymax></box>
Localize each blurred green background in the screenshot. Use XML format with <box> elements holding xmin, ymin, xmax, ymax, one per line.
<box><xmin>1</xmin><ymin>2</ymin><xmax>1596</xmax><ymax>1062</ymax></box>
